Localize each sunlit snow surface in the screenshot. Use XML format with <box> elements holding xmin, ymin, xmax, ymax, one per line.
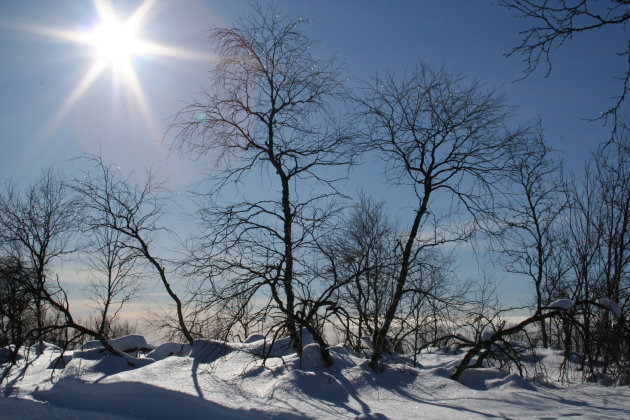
<box><xmin>1</xmin><ymin>335</ymin><xmax>629</xmax><ymax>419</ymax></box>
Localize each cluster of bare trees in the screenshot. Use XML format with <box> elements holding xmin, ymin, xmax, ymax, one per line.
<box><xmin>448</xmin><ymin>129</ymin><xmax>630</xmax><ymax>383</ymax></box>
<box><xmin>166</xmin><ymin>5</ymin><xmax>525</xmax><ymax>369</ymax></box>
<box><xmin>556</xmin><ymin>136</ymin><xmax>630</xmax><ymax>382</ymax></box>
<box><xmin>420</xmin><ymin>0</ymin><xmax>630</xmax><ymax>384</ymax></box>
<box><xmin>0</xmin><ymin>159</ymin><xmax>188</xmax><ymax>366</ymax></box>
<box><xmin>321</xmin><ymin>194</ymin><xmax>468</xmax><ymax>366</ymax></box>
<box><xmin>1</xmin><ymin>2</ymin><xmax>628</xmax><ymax>385</ymax></box>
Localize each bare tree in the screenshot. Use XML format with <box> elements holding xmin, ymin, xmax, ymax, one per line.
<box><xmin>0</xmin><ymin>169</ymin><xmax>137</xmax><ymax>365</ymax></box>
<box><xmin>27</xmin><ymin>271</ymin><xmax>144</xmax><ymax>364</ymax></box>
<box><xmin>451</xmin><ymin>307</ymin><xmax>564</xmax><ymax>381</ymax></box>
<box><xmin>494</xmin><ymin>126</ymin><xmax>568</xmax><ymax>348</ymax></box>
<box><xmin>320</xmin><ymin>194</ymin><xmax>398</xmax><ymax>356</ymax></box>
<box><xmin>321</xmin><ymin>194</ymin><xmax>466</xmax><ymax>362</ymax></box>
<box><xmin>564</xmin><ymin>160</ymin><xmax>605</xmax><ymax>371</ymax></box>
<box><xmin>528</xmin><ymin>127</ymin><xmax>630</xmax><ymax>382</ymax></box>
<box><xmin>171</xmin><ymin>4</ymin><xmax>355</xmax><ymax>364</ymax></box>
<box><xmin>499</xmin><ymin>0</ymin><xmax>630</xmax><ymax>132</ymax></box>
<box><xmin>393</xmin><ymin>248</ymin><xmax>467</xmax><ymax>357</ymax></box>
<box><xmin>0</xmin><ymin>169</ymin><xmax>77</xmax><ymax>349</ymax></box>
<box><xmin>80</xmin><ymin>216</ymin><xmax>141</xmax><ymax>339</ymax></box>
<box><xmin>594</xmin><ymin>133</ymin><xmax>630</xmax><ymax>315</ymax></box>
<box><xmin>0</xmin><ymin>255</ymin><xmax>36</xmax><ymax>364</ymax></box>
<box><xmin>356</xmin><ymin>62</ymin><xmax>522</xmax><ymax>369</ymax></box>
<box><xmin>73</xmin><ymin>155</ymin><xmax>194</xmax><ymax>345</ymax></box>
<box><xmin>589</xmin><ymin>132</ymin><xmax>630</xmax><ymax>376</ymax></box>
<box><xmin>168</xmin><ymin>276</ymin><xmax>272</xmax><ymax>344</ymax></box>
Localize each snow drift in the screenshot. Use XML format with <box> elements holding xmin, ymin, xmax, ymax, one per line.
<box><xmin>1</xmin><ymin>333</ymin><xmax>629</xmax><ymax>419</ymax></box>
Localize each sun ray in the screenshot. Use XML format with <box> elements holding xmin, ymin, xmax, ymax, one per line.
<box><xmin>126</xmin><ymin>0</ymin><xmax>156</xmax><ymax>32</ymax></box>
<box><xmin>0</xmin><ymin>21</ymin><xmax>94</xmax><ymax>46</ymax></box>
<box><xmin>41</xmin><ymin>58</ymin><xmax>108</xmax><ymax>138</ymax></box>
<box><xmin>135</xmin><ymin>40</ymin><xmax>210</xmax><ymax>61</ymax></box>
<box><xmin>120</xmin><ymin>58</ymin><xmax>161</xmax><ymax>140</ymax></box>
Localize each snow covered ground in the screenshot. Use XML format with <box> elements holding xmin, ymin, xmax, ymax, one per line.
<box><xmin>1</xmin><ymin>334</ymin><xmax>628</xmax><ymax>419</ymax></box>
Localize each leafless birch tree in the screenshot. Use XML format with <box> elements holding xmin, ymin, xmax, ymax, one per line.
<box><xmin>171</xmin><ymin>4</ymin><xmax>355</xmax><ymax>364</ymax></box>
<box><xmin>73</xmin><ymin>155</ymin><xmax>194</xmax><ymax>345</ymax></box>
<box><xmin>494</xmin><ymin>127</ymin><xmax>568</xmax><ymax>348</ymax></box>
<box><xmin>356</xmin><ymin>62</ymin><xmax>522</xmax><ymax>369</ymax></box>
<box><xmin>0</xmin><ymin>169</ymin><xmax>76</xmax><ymax>349</ymax></box>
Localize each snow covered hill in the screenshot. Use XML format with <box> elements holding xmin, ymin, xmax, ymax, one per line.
<box><xmin>1</xmin><ymin>334</ymin><xmax>628</xmax><ymax>419</ymax></box>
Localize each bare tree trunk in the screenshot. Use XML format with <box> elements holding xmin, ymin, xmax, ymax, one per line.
<box><xmin>371</xmin><ymin>195</ymin><xmax>428</xmax><ymax>369</ymax></box>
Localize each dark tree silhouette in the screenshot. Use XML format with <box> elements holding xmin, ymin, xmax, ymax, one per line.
<box><xmin>494</xmin><ymin>126</ymin><xmax>568</xmax><ymax>348</ymax></box>
<box><xmin>73</xmin><ymin>155</ymin><xmax>194</xmax><ymax>346</ymax></box>
<box><xmin>0</xmin><ymin>255</ymin><xmax>36</xmax><ymax>363</ymax></box>
<box><xmin>0</xmin><ymin>169</ymin><xmax>77</xmax><ymax>349</ymax></box>
<box><xmin>0</xmin><ymin>170</ymin><xmax>134</xmax><ymax>364</ymax></box>
<box><xmin>80</xmin><ymin>211</ymin><xmax>141</xmax><ymax>339</ymax></box>
<box><xmin>171</xmin><ymin>4</ymin><xmax>355</xmax><ymax>364</ymax></box>
<box><xmin>356</xmin><ymin>62</ymin><xmax>523</xmax><ymax>369</ymax></box>
<box><xmin>322</xmin><ymin>193</ymin><xmax>465</xmax><ymax>362</ymax></box>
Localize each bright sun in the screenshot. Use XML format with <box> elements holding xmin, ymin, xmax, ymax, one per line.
<box><xmin>88</xmin><ymin>0</ymin><xmax>148</xmax><ymax>74</ymax></box>
<box><xmin>32</xmin><ymin>0</ymin><xmax>161</xmax><ymax>137</ymax></box>
<box><xmin>92</xmin><ymin>21</ymin><xmax>138</xmax><ymax>66</ymax></box>
<box><xmin>11</xmin><ymin>0</ymin><xmax>207</xmax><ymax>138</ymax></box>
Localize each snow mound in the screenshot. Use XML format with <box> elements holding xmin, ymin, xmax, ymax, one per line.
<box><xmin>328</xmin><ymin>344</ymin><xmax>364</xmax><ymax>369</ymax></box>
<box><xmin>0</xmin><ymin>393</ymin><xmax>142</xmax><ymax>420</ymax></box>
<box><xmin>272</xmin><ymin>368</ymin><xmax>350</xmax><ymax>402</ymax></box>
<box><xmin>597</xmin><ymin>297</ymin><xmax>622</xmax><ymax>319</ymax></box>
<box><xmin>146</xmin><ymin>342</ymin><xmax>192</xmax><ymax>361</ymax></box>
<box><xmin>547</xmin><ymin>299</ymin><xmax>574</xmax><ymax>310</ymax></box>
<box><xmin>236</xmin><ymin>327</ymin><xmax>316</xmax><ymax>359</ymax></box>
<box><xmin>189</xmin><ymin>339</ymin><xmax>234</xmax><ymax>363</ymax></box>
<box><xmin>80</xmin><ymin>335</ymin><xmax>154</xmax><ymax>353</ymax></box>
<box><xmin>34</xmin><ymin>377</ymin><xmax>272</xmax><ymax>420</ymax></box>
<box><xmin>457</xmin><ymin>367</ymin><xmax>536</xmax><ymax>391</ymax></box>
<box><xmin>187</xmin><ymin>331</ymin><xmax>318</xmax><ymax>365</ymax></box>
<box><xmin>47</xmin><ymin>353</ymin><xmax>73</xmax><ymax>369</ymax></box>
<box><xmin>64</xmin><ymin>347</ymin><xmax>153</xmax><ymax>379</ymax></box>
<box><xmin>4</xmin><ymin>331</ymin><xmax>630</xmax><ymax>419</ymax></box>
<box><xmin>292</xmin><ymin>343</ymin><xmax>329</xmax><ymax>370</ymax></box>
<box><xmin>272</xmin><ymin>343</ymin><xmax>362</xmax><ymax>373</ymax></box>
<box><xmin>30</xmin><ymin>341</ymin><xmax>60</xmax><ymax>356</ymax></box>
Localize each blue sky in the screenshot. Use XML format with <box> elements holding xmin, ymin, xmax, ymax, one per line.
<box><xmin>0</xmin><ymin>1</ymin><xmax>624</xmax><ymax>184</ymax></box>
<box><xmin>0</xmin><ymin>0</ymin><xmax>626</xmax><ymax>316</ymax></box>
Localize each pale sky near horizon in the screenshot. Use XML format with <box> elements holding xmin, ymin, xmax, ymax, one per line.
<box><xmin>0</xmin><ymin>0</ymin><xmax>626</xmax><ymax>325</ymax></box>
